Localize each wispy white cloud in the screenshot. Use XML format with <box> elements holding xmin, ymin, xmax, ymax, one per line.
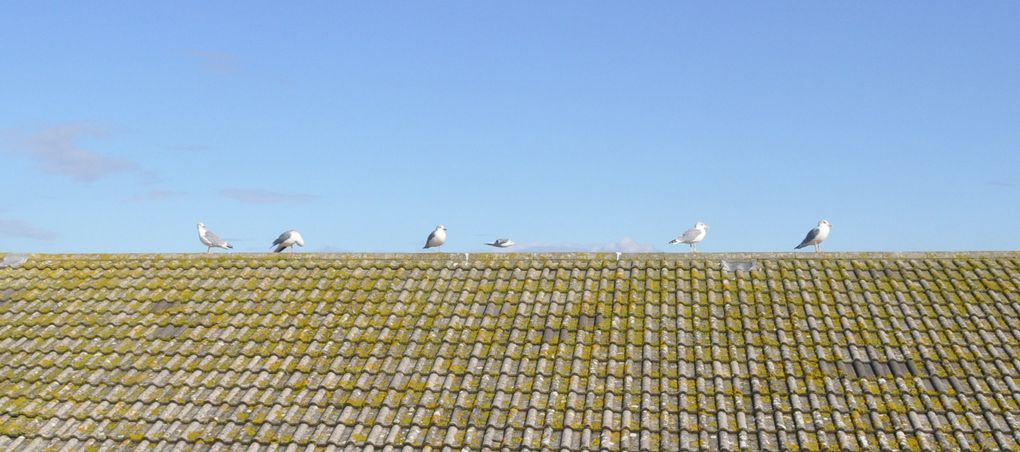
<box><xmin>5</xmin><ymin>123</ymin><xmax>139</xmax><ymax>183</ymax></box>
<box><xmin>126</xmin><ymin>190</ymin><xmax>185</xmax><ymax>203</ymax></box>
<box><xmin>513</xmin><ymin>242</ymin><xmax>587</xmax><ymax>252</ymax></box>
<box><xmin>0</xmin><ymin>218</ymin><xmax>57</xmax><ymax>241</ymax></box>
<box><xmin>220</xmin><ymin>189</ymin><xmax>318</xmax><ymax>204</ymax></box>
<box><xmin>515</xmin><ymin>237</ymin><xmax>657</xmax><ymax>253</ymax></box>
<box><xmin>314</xmin><ymin>245</ymin><xmax>351</xmax><ymax>253</ymax></box>
<box><xmin>165</xmin><ymin>144</ymin><xmax>211</xmax><ymax>153</ymax></box>
<box><xmin>590</xmin><ymin>237</ymin><xmax>658</xmax><ymax>253</ymax></box>
<box><xmin>188</xmin><ymin>50</ymin><xmax>241</xmax><ymax>75</ymax></box>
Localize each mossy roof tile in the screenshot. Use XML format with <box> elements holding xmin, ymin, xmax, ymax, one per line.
<box><xmin>0</xmin><ymin>252</ymin><xmax>1018</xmax><ymax>449</ymax></box>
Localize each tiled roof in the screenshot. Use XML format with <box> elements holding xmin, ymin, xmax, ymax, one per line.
<box><xmin>1</xmin><ymin>252</ymin><xmax>1019</xmax><ymax>450</ymax></box>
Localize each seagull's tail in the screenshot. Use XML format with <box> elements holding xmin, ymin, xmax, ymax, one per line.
<box><xmin>226</xmin><ymin>244</ymin><xmax>233</xmax><ymax>249</ymax></box>
<box><xmin>794</xmin><ymin>243</ymin><xmax>808</xmax><ymax>250</ymax></box>
<box><xmin>668</xmin><ymin>240</ymin><xmax>680</xmax><ymax>245</ymax></box>
<box><xmin>273</xmin><ymin>245</ymin><xmax>286</xmax><ymax>253</ymax></box>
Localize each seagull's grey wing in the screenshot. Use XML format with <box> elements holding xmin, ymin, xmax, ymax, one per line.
<box><xmin>203</xmin><ymin>230</ymin><xmax>228</xmax><ymax>247</ymax></box>
<box><xmin>679</xmin><ymin>228</ymin><xmax>701</xmax><ymax>243</ymax></box>
<box><xmin>272</xmin><ymin>231</ymin><xmax>292</xmax><ymax>246</ymax></box>
<box><xmin>796</xmin><ymin>228</ymin><xmax>821</xmax><ymax>249</ymax></box>
<box><xmin>423</xmin><ymin>231</ymin><xmax>438</xmax><ymax>248</ymax></box>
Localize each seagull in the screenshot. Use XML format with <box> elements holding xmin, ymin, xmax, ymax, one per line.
<box><xmin>272</xmin><ymin>230</ymin><xmax>304</xmax><ymax>253</ymax></box>
<box><xmin>423</xmin><ymin>225</ymin><xmax>447</xmax><ymax>250</ymax></box>
<box><xmin>197</xmin><ymin>223</ymin><xmax>232</xmax><ymax>253</ymax></box>
<box><xmin>669</xmin><ymin>222</ymin><xmax>709</xmax><ymax>252</ymax></box>
<box><xmin>795</xmin><ymin>220</ymin><xmax>832</xmax><ymax>253</ymax></box>
<box><xmin>484</xmin><ymin>238</ymin><xmax>515</xmax><ymax>248</ymax></box>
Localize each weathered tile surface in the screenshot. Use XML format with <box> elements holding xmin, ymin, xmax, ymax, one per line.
<box><xmin>0</xmin><ymin>252</ymin><xmax>1018</xmax><ymax>450</ymax></box>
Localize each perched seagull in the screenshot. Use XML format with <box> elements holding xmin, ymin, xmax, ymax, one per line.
<box><xmin>484</xmin><ymin>238</ymin><xmax>515</xmax><ymax>248</ymax></box>
<box><xmin>669</xmin><ymin>222</ymin><xmax>709</xmax><ymax>252</ymax></box>
<box><xmin>795</xmin><ymin>220</ymin><xmax>832</xmax><ymax>253</ymax></box>
<box><xmin>423</xmin><ymin>225</ymin><xmax>447</xmax><ymax>250</ymax></box>
<box><xmin>197</xmin><ymin>223</ymin><xmax>232</xmax><ymax>253</ymax></box>
<box><xmin>272</xmin><ymin>230</ymin><xmax>305</xmax><ymax>253</ymax></box>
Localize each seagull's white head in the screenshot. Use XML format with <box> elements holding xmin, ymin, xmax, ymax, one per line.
<box><xmin>818</xmin><ymin>220</ymin><xmax>832</xmax><ymax>228</ymax></box>
<box><xmin>695</xmin><ymin>222</ymin><xmax>709</xmax><ymax>230</ymax></box>
<box><xmin>293</xmin><ymin>231</ymin><xmax>305</xmax><ymax>247</ymax></box>
<box><xmin>198</xmin><ymin>222</ymin><xmax>206</xmax><ymax>229</ymax></box>
<box><xmin>436</xmin><ymin>225</ymin><xmax>446</xmax><ymax>231</ymax></box>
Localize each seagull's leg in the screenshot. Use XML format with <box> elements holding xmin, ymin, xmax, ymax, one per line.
<box><xmin>206</xmin><ymin>246</ymin><xmax>211</xmax><ymax>254</ymax></box>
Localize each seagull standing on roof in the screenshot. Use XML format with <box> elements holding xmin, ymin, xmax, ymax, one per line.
<box><xmin>423</xmin><ymin>225</ymin><xmax>447</xmax><ymax>251</ymax></box>
<box><xmin>795</xmin><ymin>220</ymin><xmax>832</xmax><ymax>253</ymax></box>
<box><xmin>272</xmin><ymin>230</ymin><xmax>304</xmax><ymax>253</ymax></box>
<box><xmin>484</xmin><ymin>238</ymin><xmax>515</xmax><ymax>248</ymax></box>
<box><xmin>197</xmin><ymin>223</ymin><xmax>232</xmax><ymax>253</ymax></box>
<box><xmin>669</xmin><ymin>222</ymin><xmax>708</xmax><ymax>252</ymax></box>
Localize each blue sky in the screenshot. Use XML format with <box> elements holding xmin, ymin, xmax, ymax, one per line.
<box><xmin>2</xmin><ymin>2</ymin><xmax>1018</xmax><ymax>253</ymax></box>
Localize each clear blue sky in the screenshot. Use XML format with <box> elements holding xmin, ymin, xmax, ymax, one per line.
<box><xmin>2</xmin><ymin>2</ymin><xmax>1018</xmax><ymax>253</ymax></box>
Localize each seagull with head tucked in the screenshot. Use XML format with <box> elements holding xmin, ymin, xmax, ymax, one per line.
<box><xmin>423</xmin><ymin>225</ymin><xmax>447</xmax><ymax>251</ymax></box>
<box><xmin>669</xmin><ymin>222</ymin><xmax>708</xmax><ymax>252</ymax></box>
<box><xmin>272</xmin><ymin>230</ymin><xmax>304</xmax><ymax>253</ymax></box>
<box><xmin>485</xmin><ymin>238</ymin><xmax>515</xmax><ymax>248</ymax></box>
<box><xmin>795</xmin><ymin>220</ymin><xmax>832</xmax><ymax>253</ymax></box>
<box><xmin>197</xmin><ymin>223</ymin><xmax>232</xmax><ymax>253</ymax></box>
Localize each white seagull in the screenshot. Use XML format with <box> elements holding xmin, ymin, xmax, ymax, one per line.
<box><xmin>795</xmin><ymin>220</ymin><xmax>832</xmax><ymax>253</ymax></box>
<box><xmin>272</xmin><ymin>230</ymin><xmax>305</xmax><ymax>253</ymax></box>
<box><xmin>197</xmin><ymin>223</ymin><xmax>232</xmax><ymax>253</ymax></box>
<box><xmin>669</xmin><ymin>222</ymin><xmax>709</xmax><ymax>252</ymax></box>
<box><xmin>423</xmin><ymin>225</ymin><xmax>447</xmax><ymax>250</ymax></box>
<box><xmin>484</xmin><ymin>238</ymin><xmax>515</xmax><ymax>248</ymax></box>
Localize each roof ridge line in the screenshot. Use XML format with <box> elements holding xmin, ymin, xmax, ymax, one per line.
<box><xmin>10</xmin><ymin>251</ymin><xmax>1020</xmax><ymax>261</ymax></box>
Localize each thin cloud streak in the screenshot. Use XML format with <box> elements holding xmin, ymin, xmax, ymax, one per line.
<box><xmin>165</xmin><ymin>144</ymin><xmax>211</xmax><ymax>153</ymax></box>
<box><xmin>513</xmin><ymin>242</ymin><xmax>587</xmax><ymax>252</ymax></box>
<box><xmin>590</xmin><ymin>237</ymin><xmax>657</xmax><ymax>253</ymax></box>
<box><xmin>6</xmin><ymin>123</ymin><xmax>139</xmax><ymax>183</ymax></box>
<box><xmin>0</xmin><ymin>219</ymin><xmax>57</xmax><ymax>241</ymax></box>
<box><xmin>515</xmin><ymin>237</ymin><xmax>657</xmax><ymax>253</ymax></box>
<box><xmin>314</xmin><ymin>245</ymin><xmax>352</xmax><ymax>253</ymax></box>
<box><xmin>220</xmin><ymin>189</ymin><xmax>318</xmax><ymax>204</ymax></box>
